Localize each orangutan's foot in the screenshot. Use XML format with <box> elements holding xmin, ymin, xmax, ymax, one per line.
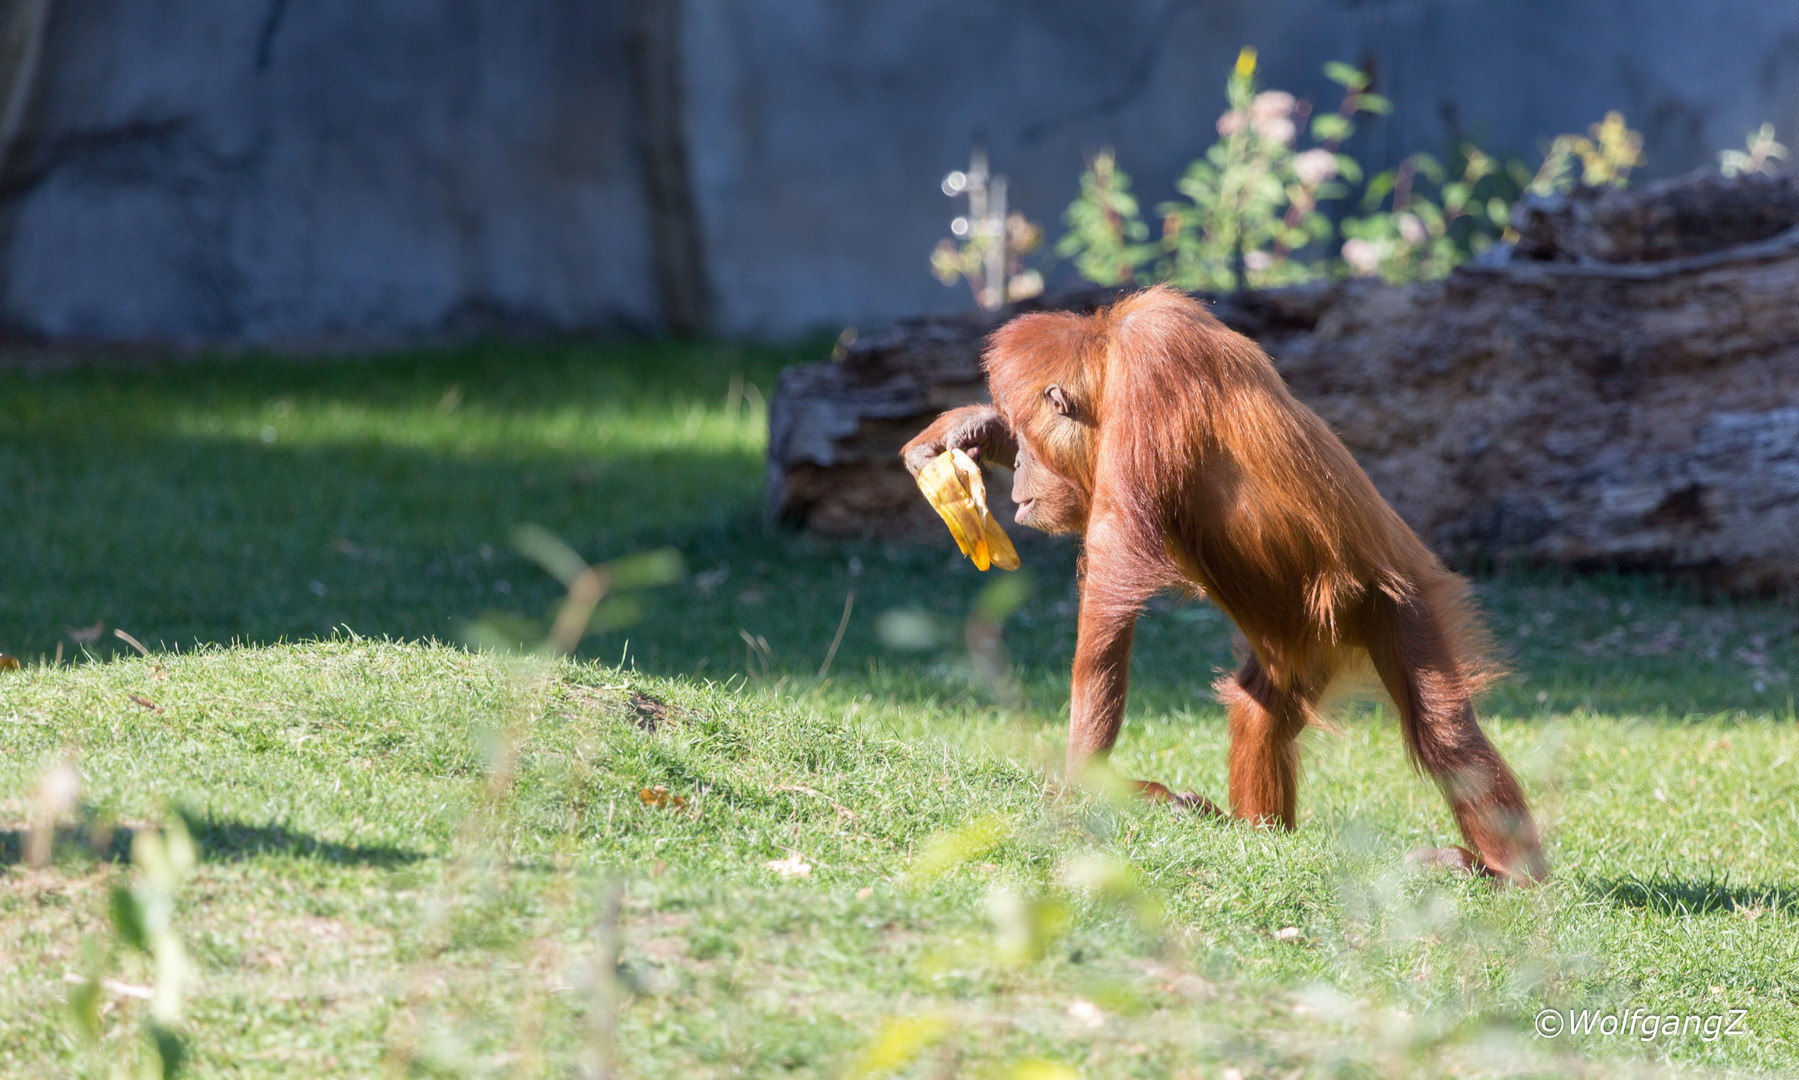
<box><xmin>1133</xmin><ymin>780</ymin><xmax>1225</xmax><ymax>817</ymax></box>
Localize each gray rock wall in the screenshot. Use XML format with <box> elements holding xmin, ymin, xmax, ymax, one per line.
<box><xmin>1</xmin><ymin>0</ymin><xmax>1796</xmax><ymax>344</ymax></box>
<box><xmin>3</xmin><ymin>0</ymin><xmax>655</xmax><ymax>344</ymax></box>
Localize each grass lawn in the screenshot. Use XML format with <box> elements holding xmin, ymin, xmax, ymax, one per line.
<box><xmin>2</xmin><ymin>343</ymin><xmax>1798</xmax><ymax>1078</ymax></box>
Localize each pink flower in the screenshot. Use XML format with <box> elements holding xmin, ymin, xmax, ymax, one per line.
<box><xmin>1250</xmin><ymin>91</ymin><xmax>1295</xmax><ymax>121</ymax></box>
<box><xmin>1342</xmin><ymin>238</ymin><xmax>1381</xmax><ymax>275</ymax></box>
<box><xmin>1293</xmin><ymin>149</ymin><xmax>1338</xmax><ymax>186</ymax></box>
<box><xmin>1252</xmin><ymin>116</ymin><xmax>1295</xmax><ymax>146</ymax></box>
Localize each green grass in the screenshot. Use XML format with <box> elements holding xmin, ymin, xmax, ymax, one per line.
<box><xmin>2</xmin><ymin>343</ymin><xmax>1798</xmax><ymax>1078</ymax></box>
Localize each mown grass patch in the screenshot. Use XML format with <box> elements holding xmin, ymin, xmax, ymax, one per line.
<box><xmin>3</xmin><ymin>343</ymin><xmax>1798</xmax><ymax>1077</ymax></box>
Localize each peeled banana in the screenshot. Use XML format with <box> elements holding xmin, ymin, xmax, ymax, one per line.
<box><xmin>916</xmin><ymin>448</ymin><xmax>1021</xmax><ymax>572</ymax></box>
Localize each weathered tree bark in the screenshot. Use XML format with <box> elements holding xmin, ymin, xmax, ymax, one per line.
<box><xmin>1284</xmin><ymin>228</ymin><xmax>1799</xmax><ymax>596</ymax></box>
<box><xmin>627</xmin><ymin>0</ymin><xmax>711</xmax><ymax>338</ymax></box>
<box><xmin>1511</xmin><ymin>168</ymin><xmax>1799</xmax><ymax>264</ymax></box>
<box><xmin>768</xmin><ymin>174</ymin><xmax>1799</xmax><ymax>597</ymax></box>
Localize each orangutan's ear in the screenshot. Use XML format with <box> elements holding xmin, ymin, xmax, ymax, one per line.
<box><xmin>1045</xmin><ymin>384</ymin><xmax>1075</xmax><ymax>418</ymax></box>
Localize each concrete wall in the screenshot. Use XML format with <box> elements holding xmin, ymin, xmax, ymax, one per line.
<box><xmin>2</xmin><ymin>0</ymin><xmax>654</xmax><ymax>344</ymax></box>
<box><xmin>2</xmin><ymin>0</ymin><xmax>1795</xmax><ymax>344</ymax></box>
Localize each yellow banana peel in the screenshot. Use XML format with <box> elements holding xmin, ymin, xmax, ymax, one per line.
<box><xmin>916</xmin><ymin>449</ymin><xmax>1021</xmax><ymax>572</ymax></box>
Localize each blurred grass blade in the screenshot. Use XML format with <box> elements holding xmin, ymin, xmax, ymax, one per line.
<box><xmin>511</xmin><ymin>523</ymin><xmax>590</xmax><ymax>588</ymax></box>
<box><xmin>605</xmin><ymin>548</ymin><xmax>684</xmax><ymax>589</ymax></box>
<box><xmin>110</xmin><ymin>885</ymin><xmax>149</xmax><ymax>952</ymax></box>
<box><xmin>548</xmin><ymin>568</ymin><xmax>609</xmax><ymax>657</ymax></box>
<box><xmin>851</xmin><ymin>1014</ymin><xmax>950</xmax><ymax>1077</ymax></box>
<box><xmin>973</xmin><ymin>573</ymin><xmax>1033</xmax><ymax>624</ymax></box>
<box><xmin>817</xmin><ymin>590</ymin><xmax>855</xmax><ymax>678</ymax></box>
<box><xmin>912</xmin><ymin>815</ymin><xmax>1009</xmax><ymax>880</ymax></box>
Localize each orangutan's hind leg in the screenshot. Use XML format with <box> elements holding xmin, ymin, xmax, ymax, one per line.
<box><xmin>1220</xmin><ymin>654</ymin><xmax>1317</xmax><ymax>829</ymax></box>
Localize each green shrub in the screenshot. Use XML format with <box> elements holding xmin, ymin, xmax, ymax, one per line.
<box><xmin>1051</xmin><ymin>51</ymin><xmax>1656</xmax><ymax>289</ymax></box>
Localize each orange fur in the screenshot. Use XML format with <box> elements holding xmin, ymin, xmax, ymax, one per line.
<box><xmin>904</xmin><ymin>286</ymin><xmax>1546</xmax><ymax>884</ymax></box>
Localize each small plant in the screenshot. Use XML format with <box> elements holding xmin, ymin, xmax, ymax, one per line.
<box><xmin>933</xmin><ymin>146</ymin><xmax>1045</xmax><ymax>309</ymax></box>
<box><xmin>1052</xmin><ymin>149</ymin><xmax>1155</xmax><ymax>286</ymax></box>
<box><xmin>1156</xmin><ymin>49</ymin><xmax>1384</xmax><ymax>291</ymax></box>
<box><xmin>851</xmin><ymin>805</ymin><xmax>1171</xmax><ymax>1078</ymax></box>
<box><xmin>1721</xmin><ymin>123</ymin><xmax>1788</xmax><ymax>177</ymax></box>
<box><xmin>1527</xmin><ymin>110</ymin><xmax>1645</xmax><ymax>195</ymax></box>
<box><xmin>68</xmin><ymin>815</ymin><xmax>198</xmax><ymax>1079</ymax></box>
<box><xmin>1341</xmin><ymin>112</ymin><xmax>1643</xmax><ymax>281</ymax></box>
<box><xmin>1044</xmin><ymin>48</ymin><xmax>1664</xmax><ymax>290</ymax></box>
<box><xmin>1340</xmin><ymin>142</ymin><xmax>1530</xmax><ymax>282</ymax></box>
<box><xmin>462</xmin><ymin>525</ymin><xmax>683</xmax><ymax>657</ymax></box>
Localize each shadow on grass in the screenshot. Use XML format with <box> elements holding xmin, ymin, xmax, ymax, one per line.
<box><xmin>0</xmin><ymin>339</ymin><xmax>799</xmax><ymax>659</ymax></box>
<box><xmin>0</xmin><ymin>814</ymin><xmax>424</xmax><ymax>869</ymax></box>
<box><xmin>1589</xmin><ymin>875</ymin><xmax>1799</xmax><ymax>918</ymax></box>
